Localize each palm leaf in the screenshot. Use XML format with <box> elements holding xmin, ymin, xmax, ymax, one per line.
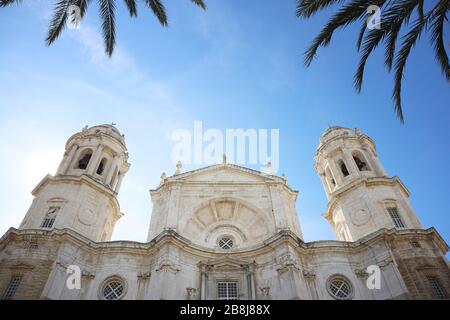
<box><xmin>393</xmin><ymin>13</ymin><xmax>431</xmax><ymax>122</ymax></box>
<box><xmin>304</xmin><ymin>0</ymin><xmax>387</xmax><ymax>67</ymax></box>
<box><xmin>429</xmin><ymin>0</ymin><xmax>450</xmax><ymax>81</ymax></box>
<box><xmin>297</xmin><ymin>0</ymin><xmax>344</xmax><ymax>18</ymax></box>
<box><xmin>190</xmin><ymin>0</ymin><xmax>206</xmax><ymax>10</ymax></box>
<box><xmin>45</xmin><ymin>0</ymin><xmax>72</xmax><ymax>46</ymax></box>
<box><xmin>123</xmin><ymin>0</ymin><xmax>137</xmax><ymax>17</ymax></box>
<box><xmin>99</xmin><ymin>0</ymin><xmax>116</xmax><ymax>56</ymax></box>
<box><xmin>0</xmin><ymin>0</ymin><xmax>23</xmax><ymax>7</ymax></box>
<box><xmin>144</xmin><ymin>0</ymin><xmax>168</xmax><ymax>26</ymax></box>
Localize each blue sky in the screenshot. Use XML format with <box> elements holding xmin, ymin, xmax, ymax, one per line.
<box><xmin>0</xmin><ymin>0</ymin><xmax>449</xmax><ymax>245</ymax></box>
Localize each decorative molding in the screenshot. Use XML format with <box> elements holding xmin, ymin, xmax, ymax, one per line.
<box><xmin>156</xmin><ymin>258</ymin><xmax>180</xmax><ymax>274</ymax></box>
<box><xmin>137</xmin><ymin>272</ymin><xmax>151</xmax><ymax>281</ymax></box>
<box><xmin>354</xmin><ymin>268</ymin><xmax>369</xmax><ymax>279</ymax></box>
<box><xmin>302</xmin><ymin>269</ymin><xmax>316</xmax><ymax>280</ymax></box>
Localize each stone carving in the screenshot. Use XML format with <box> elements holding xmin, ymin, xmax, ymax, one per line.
<box><xmin>302</xmin><ymin>269</ymin><xmax>316</xmax><ymax>280</ymax></box>
<box><xmin>260</xmin><ymin>287</ymin><xmax>270</xmax><ymax>299</ymax></box>
<box><xmin>156</xmin><ymin>257</ymin><xmax>180</xmax><ymax>274</ymax></box>
<box><xmin>351</xmin><ymin>209</ymin><xmax>370</xmax><ymax>226</ymax></box>
<box><xmin>186</xmin><ymin>287</ymin><xmax>197</xmax><ymax>300</ymax></box>
<box><xmin>78</xmin><ymin>208</ymin><xmax>97</xmax><ymax>226</ymax></box>
<box><xmin>175</xmin><ymin>161</ymin><xmax>182</xmax><ymax>175</ymax></box>
<box><xmin>276</xmin><ymin>253</ymin><xmax>301</xmax><ymax>274</ymax></box>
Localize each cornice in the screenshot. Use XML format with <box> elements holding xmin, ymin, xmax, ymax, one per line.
<box><xmin>323</xmin><ymin>176</ymin><xmax>410</xmax><ymax>221</ymax></box>
<box><xmin>1</xmin><ymin>227</ymin><xmax>447</xmax><ymax>260</ymax></box>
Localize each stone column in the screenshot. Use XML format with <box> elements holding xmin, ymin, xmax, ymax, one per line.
<box><xmin>57</xmin><ymin>144</ymin><xmax>78</xmax><ymax>175</ymax></box>
<box><xmin>115</xmin><ymin>173</ymin><xmax>125</xmax><ymax>193</ymax></box>
<box><xmin>246</xmin><ymin>266</ymin><xmax>256</xmax><ymax>300</ymax></box>
<box><xmin>200</xmin><ymin>270</ymin><xmax>207</xmax><ymax>300</ymax></box>
<box><xmin>342</xmin><ymin>148</ymin><xmax>359</xmax><ymax>176</ymax></box>
<box><xmin>328</xmin><ymin>157</ymin><xmax>343</xmax><ymax>186</ymax></box>
<box><xmin>87</xmin><ymin>145</ymin><xmax>104</xmax><ymax>175</ymax></box>
<box><xmin>106</xmin><ymin>154</ymin><xmax>120</xmax><ymax>186</ymax></box>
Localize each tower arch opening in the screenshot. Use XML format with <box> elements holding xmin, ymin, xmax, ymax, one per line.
<box><xmin>77</xmin><ymin>149</ymin><xmax>93</xmax><ymax>170</ymax></box>
<box><xmin>352</xmin><ymin>151</ymin><xmax>370</xmax><ymax>171</ymax></box>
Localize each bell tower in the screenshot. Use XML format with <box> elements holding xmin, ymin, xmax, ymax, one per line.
<box><xmin>314</xmin><ymin>127</ymin><xmax>422</xmax><ymax>241</ymax></box>
<box><xmin>19</xmin><ymin>124</ymin><xmax>130</xmax><ymax>242</ymax></box>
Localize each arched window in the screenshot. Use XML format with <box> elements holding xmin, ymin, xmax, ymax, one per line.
<box><xmin>339</xmin><ymin>160</ymin><xmax>349</xmax><ymax>177</ymax></box>
<box><xmin>77</xmin><ymin>149</ymin><xmax>92</xmax><ymax>170</ymax></box>
<box><xmin>96</xmin><ymin>158</ymin><xmax>107</xmax><ymax>175</ymax></box>
<box><xmin>352</xmin><ymin>151</ymin><xmax>369</xmax><ymax>171</ymax></box>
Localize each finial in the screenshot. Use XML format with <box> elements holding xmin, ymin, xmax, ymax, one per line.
<box><xmin>175</xmin><ymin>161</ymin><xmax>182</xmax><ymax>175</ymax></box>
<box><xmin>222</xmin><ymin>154</ymin><xmax>227</xmax><ymax>164</ymax></box>
<box><xmin>111</xmin><ymin>122</ymin><xmax>117</xmax><ymax>126</ymax></box>
<box><xmin>82</xmin><ymin>125</ymin><xmax>89</xmax><ymax>133</ymax></box>
<box><xmin>266</xmin><ymin>162</ymin><xmax>274</xmax><ymax>175</ymax></box>
<box><xmin>160</xmin><ymin>172</ymin><xmax>166</xmax><ymax>185</ymax></box>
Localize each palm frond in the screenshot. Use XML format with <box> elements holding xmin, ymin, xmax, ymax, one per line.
<box><xmin>356</xmin><ymin>22</ymin><xmax>366</xmax><ymax>51</ymax></box>
<box><xmin>429</xmin><ymin>0</ymin><xmax>450</xmax><ymax>81</ymax></box>
<box><xmin>354</xmin><ymin>28</ymin><xmax>384</xmax><ymax>92</ymax></box>
<box><xmin>304</xmin><ymin>0</ymin><xmax>387</xmax><ymax>67</ymax></box>
<box><xmin>383</xmin><ymin>0</ymin><xmax>419</xmax><ymax>71</ymax></box>
<box><xmin>99</xmin><ymin>0</ymin><xmax>116</xmax><ymax>56</ymax></box>
<box><xmin>144</xmin><ymin>0</ymin><xmax>168</xmax><ymax>26</ymax></box>
<box><xmin>123</xmin><ymin>0</ymin><xmax>137</xmax><ymax>17</ymax></box>
<box><xmin>75</xmin><ymin>0</ymin><xmax>91</xmax><ymax>17</ymax></box>
<box><xmin>45</xmin><ymin>0</ymin><xmax>72</xmax><ymax>46</ymax></box>
<box><xmin>393</xmin><ymin>13</ymin><xmax>431</xmax><ymax>122</ymax></box>
<box><xmin>190</xmin><ymin>0</ymin><xmax>206</xmax><ymax>10</ymax></box>
<box><xmin>0</xmin><ymin>0</ymin><xmax>23</xmax><ymax>7</ymax></box>
<box><xmin>296</xmin><ymin>0</ymin><xmax>344</xmax><ymax>18</ymax></box>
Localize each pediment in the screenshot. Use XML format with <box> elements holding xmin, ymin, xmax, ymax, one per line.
<box><xmin>168</xmin><ymin>164</ymin><xmax>277</xmax><ymax>184</ymax></box>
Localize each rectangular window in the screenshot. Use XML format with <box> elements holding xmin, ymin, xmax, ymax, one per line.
<box><xmin>40</xmin><ymin>207</ymin><xmax>59</xmax><ymax>229</ymax></box>
<box><xmin>217</xmin><ymin>282</ymin><xmax>238</xmax><ymax>300</ymax></box>
<box><xmin>388</xmin><ymin>207</ymin><xmax>406</xmax><ymax>229</ymax></box>
<box><xmin>427</xmin><ymin>276</ymin><xmax>446</xmax><ymax>299</ymax></box>
<box><xmin>40</xmin><ymin>217</ymin><xmax>55</xmax><ymax>229</ymax></box>
<box><xmin>2</xmin><ymin>276</ymin><xmax>22</xmax><ymax>300</ymax></box>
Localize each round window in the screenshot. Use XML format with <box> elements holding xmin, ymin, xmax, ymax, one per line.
<box><xmin>327</xmin><ymin>275</ymin><xmax>353</xmax><ymax>300</ymax></box>
<box><xmin>218</xmin><ymin>237</ymin><xmax>234</xmax><ymax>250</ymax></box>
<box><xmin>102</xmin><ymin>279</ymin><xmax>125</xmax><ymax>300</ymax></box>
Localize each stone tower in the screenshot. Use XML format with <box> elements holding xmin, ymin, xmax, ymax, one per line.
<box><xmin>19</xmin><ymin>124</ymin><xmax>130</xmax><ymax>242</ymax></box>
<box><xmin>314</xmin><ymin>127</ymin><xmax>423</xmax><ymax>241</ymax></box>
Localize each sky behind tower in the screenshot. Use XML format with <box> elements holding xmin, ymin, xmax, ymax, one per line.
<box><xmin>0</xmin><ymin>0</ymin><xmax>449</xmax><ymax>244</ymax></box>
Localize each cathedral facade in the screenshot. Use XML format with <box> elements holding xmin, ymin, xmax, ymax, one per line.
<box><xmin>0</xmin><ymin>124</ymin><xmax>449</xmax><ymax>300</ymax></box>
